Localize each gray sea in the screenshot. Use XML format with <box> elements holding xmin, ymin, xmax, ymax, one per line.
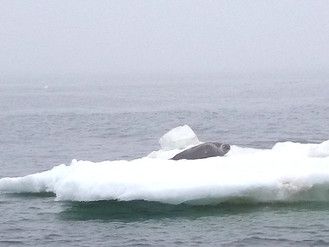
<box><xmin>1</xmin><ymin>76</ymin><xmax>329</xmax><ymax>246</ymax></box>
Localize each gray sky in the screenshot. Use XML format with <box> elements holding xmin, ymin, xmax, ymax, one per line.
<box><xmin>1</xmin><ymin>0</ymin><xmax>329</xmax><ymax>77</ymax></box>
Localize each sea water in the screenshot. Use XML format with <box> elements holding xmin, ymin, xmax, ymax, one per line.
<box><xmin>1</xmin><ymin>77</ymin><xmax>329</xmax><ymax>246</ymax></box>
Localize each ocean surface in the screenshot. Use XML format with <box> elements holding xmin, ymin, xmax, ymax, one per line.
<box><xmin>1</xmin><ymin>77</ymin><xmax>329</xmax><ymax>246</ymax></box>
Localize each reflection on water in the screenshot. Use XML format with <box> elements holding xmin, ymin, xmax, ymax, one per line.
<box><xmin>60</xmin><ymin>200</ymin><xmax>329</xmax><ymax>221</ymax></box>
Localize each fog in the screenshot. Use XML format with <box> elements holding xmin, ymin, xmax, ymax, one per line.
<box><xmin>1</xmin><ymin>1</ymin><xmax>329</xmax><ymax>78</ymax></box>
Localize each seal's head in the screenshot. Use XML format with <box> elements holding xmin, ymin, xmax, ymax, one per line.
<box><xmin>220</xmin><ymin>144</ymin><xmax>230</xmax><ymax>154</ymax></box>
<box><xmin>212</xmin><ymin>142</ymin><xmax>230</xmax><ymax>155</ymax></box>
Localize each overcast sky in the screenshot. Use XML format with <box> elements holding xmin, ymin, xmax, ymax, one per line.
<box><xmin>1</xmin><ymin>0</ymin><xmax>329</xmax><ymax>77</ymax></box>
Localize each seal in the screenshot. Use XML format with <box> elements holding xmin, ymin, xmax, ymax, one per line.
<box><xmin>171</xmin><ymin>142</ymin><xmax>230</xmax><ymax>160</ymax></box>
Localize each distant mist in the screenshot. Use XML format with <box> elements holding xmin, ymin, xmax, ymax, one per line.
<box><xmin>1</xmin><ymin>1</ymin><xmax>329</xmax><ymax>78</ymax></box>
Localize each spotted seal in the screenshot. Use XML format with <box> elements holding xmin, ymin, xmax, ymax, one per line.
<box><xmin>171</xmin><ymin>142</ymin><xmax>230</xmax><ymax>160</ymax></box>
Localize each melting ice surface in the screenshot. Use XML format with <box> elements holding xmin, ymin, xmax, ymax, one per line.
<box><xmin>1</xmin><ymin>125</ymin><xmax>329</xmax><ymax>205</ymax></box>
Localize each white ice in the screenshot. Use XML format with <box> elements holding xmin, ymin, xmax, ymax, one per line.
<box><xmin>1</xmin><ymin>125</ymin><xmax>329</xmax><ymax>205</ymax></box>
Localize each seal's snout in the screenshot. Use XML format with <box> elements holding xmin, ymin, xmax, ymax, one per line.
<box><xmin>221</xmin><ymin>144</ymin><xmax>230</xmax><ymax>153</ymax></box>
